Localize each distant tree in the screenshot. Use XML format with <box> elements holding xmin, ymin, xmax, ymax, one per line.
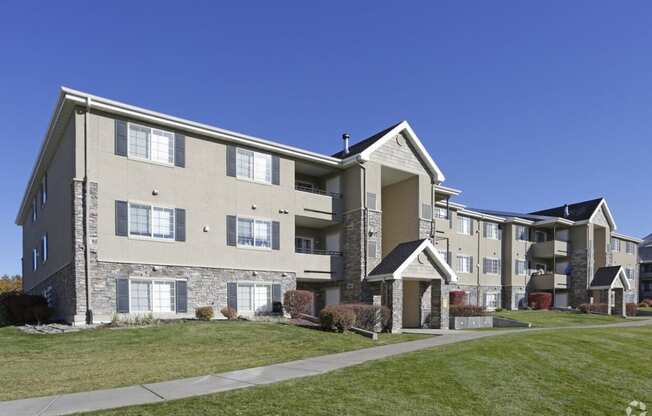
<box><xmin>0</xmin><ymin>275</ymin><xmax>22</xmax><ymax>294</ymax></box>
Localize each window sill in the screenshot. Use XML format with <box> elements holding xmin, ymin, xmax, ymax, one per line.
<box><xmin>236</xmin><ymin>244</ymin><xmax>272</xmax><ymax>251</ymax></box>
<box><xmin>127</xmin><ymin>155</ymin><xmax>175</xmax><ymax>168</ymax></box>
<box><xmin>235</xmin><ymin>176</ymin><xmax>273</xmax><ymax>186</ymax></box>
<box><xmin>128</xmin><ymin>235</ymin><xmax>176</xmax><ymax>243</ymax></box>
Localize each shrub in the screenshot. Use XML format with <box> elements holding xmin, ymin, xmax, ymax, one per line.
<box><xmin>283</xmin><ymin>290</ymin><xmax>314</xmax><ymax>318</ymax></box>
<box><xmin>449</xmin><ymin>304</ymin><xmax>485</xmax><ymax>317</ymax></box>
<box><xmin>626</xmin><ymin>303</ymin><xmax>638</xmax><ymax>317</ymax></box>
<box><xmin>638</xmin><ymin>302</ymin><xmax>648</xmax><ymax>308</ymax></box>
<box><xmin>220</xmin><ymin>306</ymin><xmax>238</xmax><ymax>320</ymax></box>
<box><xmin>195</xmin><ymin>306</ymin><xmax>214</xmax><ymax>321</ymax></box>
<box><xmin>578</xmin><ymin>303</ymin><xmax>608</xmax><ymax>314</ymax></box>
<box><xmin>528</xmin><ymin>292</ymin><xmax>552</xmax><ymax>310</ymax></box>
<box><xmin>334</xmin><ymin>303</ymin><xmax>391</xmax><ymax>332</ymax></box>
<box><xmin>0</xmin><ymin>293</ymin><xmax>49</xmax><ymax>324</ymax></box>
<box><xmin>449</xmin><ymin>290</ymin><xmax>466</xmax><ymax>306</ymax></box>
<box><xmin>319</xmin><ymin>305</ymin><xmax>355</xmax><ymax>332</ymax></box>
<box><xmin>643</xmin><ymin>298</ymin><xmax>652</xmax><ymax>307</ymax></box>
<box><xmin>109</xmin><ymin>313</ymin><xmax>159</xmax><ymax>327</ymax></box>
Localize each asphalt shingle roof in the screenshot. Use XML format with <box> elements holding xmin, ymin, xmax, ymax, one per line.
<box><xmin>590</xmin><ymin>266</ymin><xmax>622</xmax><ymax>287</ymax></box>
<box><xmin>331</xmin><ymin>122</ymin><xmax>402</xmax><ymax>159</ymax></box>
<box><xmin>368</xmin><ymin>239</ymin><xmax>426</xmax><ymax>276</ymax></box>
<box><xmin>529</xmin><ymin>198</ymin><xmax>604</xmax><ymax>222</ymax></box>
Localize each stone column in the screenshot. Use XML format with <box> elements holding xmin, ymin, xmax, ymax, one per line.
<box><xmin>390</xmin><ymin>280</ymin><xmax>402</xmax><ymax>333</ymax></box>
<box><xmin>614</xmin><ymin>289</ymin><xmax>625</xmax><ymax>317</ymax></box>
<box><xmin>430</xmin><ymin>279</ymin><xmax>449</xmax><ymax>329</ymax></box>
<box><xmin>607</xmin><ymin>289</ymin><xmax>612</xmax><ymax>315</ymax></box>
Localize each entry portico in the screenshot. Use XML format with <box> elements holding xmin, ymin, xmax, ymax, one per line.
<box><xmin>589</xmin><ymin>266</ymin><xmax>632</xmax><ymax>317</ymax></box>
<box><xmin>367</xmin><ymin>239</ymin><xmax>457</xmax><ymax>332</ymax></box>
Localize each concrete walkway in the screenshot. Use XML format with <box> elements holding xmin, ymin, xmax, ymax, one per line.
<box><xmin>3</xmin><ymin>318</ymin><xmax>651</xmax><ymax>416</ymax></box>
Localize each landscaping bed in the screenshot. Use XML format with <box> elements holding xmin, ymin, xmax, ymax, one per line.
<box><xmin>494</xmin><ymin>309</ymin><xmax>633</xmax><ymax>327</ymax></box>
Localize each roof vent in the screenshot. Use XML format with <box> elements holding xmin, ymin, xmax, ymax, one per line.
<box><xmin>342</xmin><ymin>133</ymin><xmax>350</xmax><ymax>156</ymax></box>
<box><xmin>563</xmin><ymin>204</ymin><xmax>570</xmax><ymax>218</ymax></box>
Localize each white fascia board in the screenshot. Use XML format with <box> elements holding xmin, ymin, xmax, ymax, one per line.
<box><xmin>458</xmin><ymin>209</ymin><xmax>505</xmax><ymax>223</ymax></box>
<box><xmin>610</xmin><ymin>232</ymin><xmax>643</xmax><ymax>244</ymax></box>
<box><xmin>505</xmin><ymin>217</ymin><xmax>535</xmax><ymax>226</ymax></box>
<box><xmin>393</xmin><ymin>239</ymin><xmax>457</xmax><ymax>283</ymax></box>
<box><xmin>435</xmin><ymin>184</ymin><xmax>462</xmax><ymax>196</ymax></box>
<box><xmin>588</xmin><ymin>199</ymin><xmax>617</xmax><ymax>230</ymax></box>
<box><xmin>534</xmin><ymin>218</ymin><xmax>575</xmax><ymax>227</ymax></box>
<box><xmin>435</xmin><ymin>200</ymin><xmax>466</xmax><ymax>210</ymax></box>
<box><xmin>365</xmin><ymin>273</ymin><xmax>394</xmax><ymax>282</ymax></box>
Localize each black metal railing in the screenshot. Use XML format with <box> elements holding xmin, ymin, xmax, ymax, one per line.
<box><xmin>295</xmin><ymin>183</ymin><xmax>342</xmax><ymax>198</ymax></box>
<box><xmin>295</xmin><ymin>248</ymin><xmax>343</xmax><ymax>256</ymax></box>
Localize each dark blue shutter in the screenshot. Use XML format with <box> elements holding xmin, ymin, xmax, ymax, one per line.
<box><xmin>116</xmin><ymin>279</ymin><xmax>130</xmax><ymax>313</ymax></box>
<box><xmin>272</xmin><ymin>283</ymin><xmax>282</xmax><ymax>303</ymax></box>
<box><xmin>40</xmin><ymin>236</ymin><xmax>45</xmax><ymax>264</ymax></box>
<box><xmin>226</xmin><ymin>145</ymin><xmax>236</xmax><ymax>177</ymax></box>
<box><xmin>272</xmin><ymin>221</ymin><xmax>280</xmax><ymax>250</ymax></box>
<box><xmin>227</xmin><ymin>282</ymin><xmax>237</xmax><ymax>310</ymax></box>
<box><xmin>226</xmin><ymin>215</ymin><xmax>237</xmax><ymax>246</ymax></box>
<box><xmin>115</xmin><ymin>201</ymin><xmax>128</xmax><ymax>236</ymax></box>
<box><xmin>272</xmin><ymin>155</ymin><xmax>280</xmax><ymax>185</ymax></box>
<box><xmin>175</xmin><ymin>280</ymin><xmax>188</xmax><ymax>313</ymax></box>
<box><xmin>174</xmin><ymin>133</ymin><xmax>185</xmax><ymax>167</ymax></box>
<box><xmin>175</xmin><ymin>208</ymin><xmax>186</xmax><ymax>242</ymax></box>
<box><xmin>115</xmin><ymin>120</ymin><xmax>128</xmax><ymax>157</ymax></box>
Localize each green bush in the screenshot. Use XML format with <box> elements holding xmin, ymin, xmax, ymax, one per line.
<box><xmin>220</xmin><ymin>306</ymin><xmax>238</xmax><ymax>320</ymax></box>
<box><xmin>195</xmin><ymin>306</ymin><xmax>214</xmax><ymax>321</ymax></box>
<box><xmin>319</xmin><ymin>305</ymin><xmax>355</xmax><ymax>332</ymax></box>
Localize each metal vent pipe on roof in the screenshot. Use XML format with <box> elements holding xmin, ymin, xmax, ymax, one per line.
<box><xmin>342</xmin><ymin>133</ymin><xmax>350</xmax><ymax>155</ymax></box>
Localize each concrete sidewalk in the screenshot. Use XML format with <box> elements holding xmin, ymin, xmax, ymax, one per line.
<box><xmin>3</xmin><ymin>318</ymin><xmax>651</xmax><ymax>416</ymax></box>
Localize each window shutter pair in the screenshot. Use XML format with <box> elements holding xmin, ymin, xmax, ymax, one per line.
<box><xmin>422</xmin><ymin>204</ymin><xmax>432</xmax><ymax>219</ymax></box>
<box><xmin>115</xmin><ymin>201</ymin><xmax>186</xmax><ymax>241</ymax></box>
<box><xmin>114</xmin><ymin>119</ymin><xmax>185</xmax><ymax>167</ymax></box>
<box><xmin>226</xmin><ymin>145</ymin><xmax>280</xmax><ymax>185</ymax></box>
<box><xmin>226</xmin><ymin>216</ymin><xmax>280</xmax><ymax>250</ymax></box>
<box><xmin>116</xmin><ymin>279</ymin><xmax>188</xmax><ymax>314</ymax></box>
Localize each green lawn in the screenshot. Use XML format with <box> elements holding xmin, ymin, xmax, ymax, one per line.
<box><xmin>494</xmin><ymin>309</ymin><xmax>634</xmax><ymax>327</ymax></box>
<box><xmin>87</xmin><ymin>326</ymin><xmax>652</xmax><ymax>416</ymax></box>
<box><xmin>0</xmin><ymin>321</ymin><xmax>423</xmax><ymax>401</ymax></box>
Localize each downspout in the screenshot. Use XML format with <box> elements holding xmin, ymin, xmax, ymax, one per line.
<box><xmin>358</xmin><ymin>157</ymin><xmax>367</xmax><ymax>280</ymax></box>
<box><xmin>552</xmin><ymin>225</ymin><xmax>557</xmax><ymax>307</ymax></box>
<box><xmin>430</xmin><ymin>181</ymin><xmax>436</xmax><ymax>239</ymax></box>
<box><xmin>476</xmin><ymin>218</ymin><xmax>481</xmax><ymax>306</ymax></box>
<box><xmin>84</xmin><ymin>97</ymin><xmax>93</xmax><ymax>324</ymax></box>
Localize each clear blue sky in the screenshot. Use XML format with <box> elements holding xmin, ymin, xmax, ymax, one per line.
<box><xmin>0</xmin><ymin>1</ymin><xmax>650</xmax><ymax>275</ymax></box>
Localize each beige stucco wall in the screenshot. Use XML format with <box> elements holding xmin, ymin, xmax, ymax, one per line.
<box><xmin>381</xmin><ymin>177</ymin><xmax>419</xmax><ymax>256</ymax></box>
<box><xmin>22</xmin><ymin>114</ymin><xmax>76</xmax><ymax>290</ymax></box>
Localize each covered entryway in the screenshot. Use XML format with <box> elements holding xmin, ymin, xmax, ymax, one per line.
<box><xmin>589</xmin><ymin>266</ymin><xmax>631</xmax><ymax>317</ymax></box>
<box><xmin>366</xmin><ymin>239</ymin><xmax>457</xmax><ymax>333</ymax></box>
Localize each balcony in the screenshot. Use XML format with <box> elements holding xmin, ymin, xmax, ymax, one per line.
<box><xmin>295</xmin><ymin>249</ymin><xmax>343</xmax><ymax>280</ymax></box>
<box><xmin>530</xmin><ymin>273</ymin><xmax>569</xmax><ymax>290</ymax></box>
<box><xmin>532</xmin><ymin>240</ymin><xmax>569</xmax><ymax>259</ymax></box>
<box><xmin>295</xmin><ymin>184</ymin><xmax>342</xmax><ymax>225</ymax></box>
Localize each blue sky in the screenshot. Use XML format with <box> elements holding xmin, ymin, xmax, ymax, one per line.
<box><xmin>0</xmin><ymin>1</ymin><xmax>650</xmax><ymax>275</ymax></box>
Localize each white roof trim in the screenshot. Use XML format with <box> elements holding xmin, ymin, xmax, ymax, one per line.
<box><xmin>533</xmin><ymin>218</ymin><xmax>575</xmax><ymax>227</ymax></box>
<box><xmin>344</xmin><ymin>121</ymin><xmax>446</xmax><ymax>183</ymax></box>
<box><xmin>435</xmin><ymin>184</ymin><xmax>461</xmax><ymax>196</ymax></box>
<box><xmin>610</xmin><ymin>232</ymin><xmax>643</xmax><ymax>244</ymax></box>
<box><xmin>590</xmin><ymin>267</ymin><xmax>631</xmax><ymax>291</ymax></box>
<box><xmin>588</xmin><ymin>199</ymin><xmax>617</xmax><ymax>230</ymax></box>
<box><xmin>457</xmin><ymin>209</ymin><xmax>505</xmax><ymax>223</ymax></box>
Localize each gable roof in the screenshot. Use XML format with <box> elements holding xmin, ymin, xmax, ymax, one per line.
<box><xmin>529</xmin><ymin>198</ymin><xmax>604</xmax><ymax>222</ymax></box>
<box><xmin>590</xmin><ymin>266</ymin><xmax>631</xmax><ymax>290</ymax></box>
<box><xmin>368</xmin><ymin>239</ymin><xmax>456</xmax><ymax>282</ymax></box>
<box><xmin>336</xmin><ymin>120</ymin><xmax>446</xmax><ymax>183</ymax></box>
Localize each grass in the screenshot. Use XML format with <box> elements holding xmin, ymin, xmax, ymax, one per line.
<box><xmin>494</xmin><ymin>309</ymin><xmax>635</xmax><ymax>327</ymax></box>
<box><xmin>0</xmin><ymin>320</ymin><xmax>424</xmax><ymax>401</ymax></box>
<box><xmin>86</xmin><ymin>325</ymin><xmax>652</xmax><ymax>416</ymax></box>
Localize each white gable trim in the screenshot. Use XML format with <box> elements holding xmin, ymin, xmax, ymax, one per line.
<box><xmin>343</xmin><ymin>121</ymin><xmax>446</xmax><ymax>183</ymax></box>
<box><xmin>588</xmin><ymin>199</ymin><xmax>617</xmax><ymax>230</ymax></box>
<box><xmin>590</xmin><ymin>267</ymin><xmax>631</xmax><ymax>291</ymax></box>
<box><xmin>368</xmin><ymin>239</ymin><xmax>457</xmax><ymax>283</ymax></box>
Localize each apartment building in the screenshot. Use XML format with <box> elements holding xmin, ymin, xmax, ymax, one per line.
<box><xmin>16</xmin><ymin>87</ymin><xmax>640</xmax><ymax>330</ymax></box>
<box><xmin>640</xmin><ymin>233</ymin><xmax>652</xmax><ymax>300</ymax></box>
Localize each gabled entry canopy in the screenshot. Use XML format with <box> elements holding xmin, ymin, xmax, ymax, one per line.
<box><xmin>367</xmin><ymin>239</ymin><xmax>457</xmax><ymax>283</ymax></box>
<box><xmin>590</xmin><ymin>266</ymin><xmax>631</xmax><ymax>291</ymax></box>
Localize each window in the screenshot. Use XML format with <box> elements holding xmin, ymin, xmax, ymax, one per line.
<box><xmin>236</xmin><ymin>283</ymin><xmax>272</xmax><ymax>314</ymax></box>
<box><xmin>484</xmin><ymin>222</ymin><xmax>499</xmax><ymax>240</ymax></box>
<box><xmin>295</xmin><ymin>237</ymin><xmax>313</xmax><ymax>253</ymax></box>
<box><xmin>626</xmin><ymin>267</ymin><xmax>635</xmax><ymax>280</ymax></box>
<box><xmin>32</xmin><ymin>198</ymin><xmax>37</xmax><ymax>223</ymax></box>
<box><xmin>236</xmin><ymin>148</ymin><xmax>272</xmax><ymax>184</ymax></box>
<box><xmin>515</xmin><ymin>259</ymin><xmax>527</xmax><ymax>276</ymax></box>
<box><xmin>611</xmin><ymin>238</ymin><xmax>621</xmax><ymax>252</ymax></box>
<box><xmin>434</xmin><ymin>207</ymin><xmax>449</xmax><ymax>219</ymax></box>
<box><xmin>484</xmin><ymin>292</ymin><xmax>498</xmax><ymax>311</ymax></box>
<box><xmin>237</xmin><ymin>217</ymin><xmax>271</xmax><ymax>249</ymax></box>
<box><xmin>42</xmin><ymin>234</ymin><xmax>48</xmax><ymax>263</ymax></box>
<box><xmin>128</xmin><ymin>123</ymin><xmax>174</xmax><ymax>165</ymax></box>
<box><xmin>483</xmin><ymin>258</ymin><xmax>500</xmax><ymax>275</ymax></box>
<box><xmin>130</xmin><ymin>280</ymin><xmax>176</xmax><ymax>313</ymax></box>
<box><xmin>457</xmin><ymin>255</ymin><xmax>472</xmax><ymax>273</ymax></box>
<box><xmin>128</xmin><ymin>203</ymin><xmax>175</xmax><ymax>240</ymax></box>
<box><xmin>644</xmin><ymin>264</ymin><xmax>652</xmax><ymax>273</ymax></box>
<box><xmin>32</xmin><ymin>248</ymin><xmax>38</xmax><ymax>271</ymax></box>
<box><xmin>626</xmin><ymin>242</ymin><xmax>635</xmax><ymax>255</ymax></box>
<box><xmin>515</xmin><ymin>225</ymin><xmax>529</xmax><ymax>241</ymax></box>
<box><xmin>457</xmin><ymin>216</ymin><xmax>472</xmax><ymax>235</ymax></box>
<box><xmin>437</xmin><ymin>249</ymin><xmax>448</xmax><ymax>263</ymax></box>
<box><xmin>535</xmin><ymin>230</ymin><xmax>547</xmax><ymax>243</ymax></box>
<box><xmin>41</xmin><ymin>174</ymin><xmax>47</xmax><ymax>206</ymax></box>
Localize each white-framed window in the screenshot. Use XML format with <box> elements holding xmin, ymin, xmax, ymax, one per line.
<box><xmin>130</xmin><ymin>279</ymin><xmax>176</xmax><ymax>313</ymax></box>
<box><xmin>295</xmin><ymin>236</ymin><xmax>313</xmax><ymax>253</ymax></box>
<box><xmin>128</xmin><ymin>122</ymin><xmax>175</xmax><ymax>165</ymax></box>
<box><xmin>515</xmin><ymin>225</ymin><xmax>529</xmax><ymax>241</ymax></box>
<box><xmin>42</xmin><ymin>234</ymin><xmax>48</xmax><ymax>263</ymax></box>
<box><xmin>437</xmin><ymin>248</ymin><xmax>448</xmax><ymax>263</ymax></box>
<box><xmin>32</xmin><ymin>248</ymin><xmax>38</xmax><ymax>271</ymax></box>
<box><xmin>41</xmin><ymin>174</ymin><xmax>48</xmax><ymax>206</ymax></box>
<box><xmin>626</xmin><ymin>241</ymin><xmax>635</xmax><ymax>255</ymax></box>
<box><xmin>32</xmin><ymin>198</ymin><xmax>37</xmax><ymax>223</ymax></box>
<box><xmin>483</xmin><ymin>257</ymin><xmax>501</xmax><ymax>275</ymax></box>
<box><xmin>484</xmin><ymin>222</ymin><xmax>500</xmax><ymax>240</ymax></box>
<box><xmin>434</xmin><ymin>207</ymin><xmax>449</xmax><ymax>219</ymax></box>
<box><xmin>535</xmin><ymin>230</ymin><xmax>547</xmax><ymax>243</ymax></box>
<box><xmin>128</xmin><ymin>203</ymin><xmax>175</xmax><ymax>240</ymax></box>
<box><xmin>626</xmin><ymin>267</ymin><xmax>635</xmax><ymax>280</ymax></box>
<box><xmin>457</xmin><ymin>255</ymin><xmax>472</xmax><ymax>274</ymax></box>
<box><xmin>236</xmin><ymin>282</ymin><xmax>272</xmax><ymax>314</ymax></box>
<box><xmin>237</xmin><ymin>217</ymin><xmax>272</xmax><ymax>249</ymax></box>
<box><xmin>236</xmin><ymin>148</ymin><xmax>272</xmax><ymax>184</ymax></box>
<box><xmin>515</xmin><ymin>259</ymin><xmax>527</xmax><ymax>276</ymax></box>
<box><xmin>611</xmin><ymin>238</ymin><xmax>621</xmax><ymax>252</ymax></box>
<box><xmin>484</xmin><ymin>292</ymin><xmax>498</xmax><ymax>311</ymax></box>
<box><xmin>457</xmin><ymin>216</ymin><xmax>472</xmax><ymax>235</ymax></box>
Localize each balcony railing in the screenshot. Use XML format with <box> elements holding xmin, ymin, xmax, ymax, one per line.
<box><xmin>295</xmin><ymin>248</ymin><xmax>343</xmax><ymax>256</ymax></box>
<box><xmin>295</xmin><ymin>183</ymin><xmax>342</xmax><ymax>198</ymax></box>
